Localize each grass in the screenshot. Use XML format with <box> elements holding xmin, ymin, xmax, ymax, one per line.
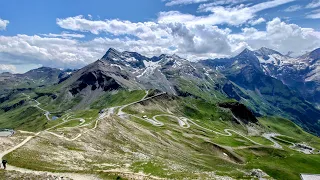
<box><xmin>53</xmin><ymin>120</ymin><xmax>83</xmax><ymax>129</ymax></box>
<box><xmin>0</xmin><ymin>106</ymin><xmax>49</xmax><ymax>132</ymax></box>
<box><xmin>259</xmin><ymin>116</ymin><xmax>320</xmax><ymax>150</ymax></box>
<box><xmin>91</xmin><ymin>90</ymin><xmax>146</xmax><ymax>109</ymax></box>
<box><xmin>211</xmin><ymin>135</ymin><xmax>255</xmax><ymax>147</ymax></box>
<box><xmin>276</xmin><ymin>135</ymin><xmax>300</xmax><ymax>144</ymax></box>
<box><xmin>4</xmin><ymin>149</ymin><xmax>65</xmax><ymax>172</ymax></box>
<box><xmin>236</xmin><ymin>147</ymin><xmax>320</xmax><ymax>180</ymax></box>
<box><xmin>57</xmin><ymin>109</ymin><xmax>100</xmax><ymax>128</ymax></box>
<box><xmin>120</xmin><ymin>95</ymin><xmax>320</xmax><ymax>179</ymax></box>
<box><xmin>63</xmin><ymin>144</ymin><xmax>84</xmax><ymax>152</ymax></box>
<box><xmin>248</xmin><ymin>136</ymin><xmax>274</xmax><ymax>146</ymax></box>
<box><xmin>1</xmin><ymin>88</ymin><xmax>320</xmax><ymax>180</ymax></box>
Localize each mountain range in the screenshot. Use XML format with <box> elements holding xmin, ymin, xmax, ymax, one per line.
<box><xmin>0</xmin><ymin>47</ymin><xmax>319</xmax><ymax>135</ymax></box>
<box><xmin>1</xmin><ymin>46</ymin><xmax>320</xmax><ymax>179</ymax></box>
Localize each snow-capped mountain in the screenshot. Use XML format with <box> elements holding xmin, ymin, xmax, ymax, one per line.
<box><xmin>200</xmin><ymin>48</ymin><xmax>320</xmax><ymax>135</ymax></box>
<box><xmin>254</xmin><ymin>47</ymin><xmax>320</xmax><ymax>107</ymax></box>
<box><xmin>202</xmin><ymin>47</ymin><xmax>320</xmax><ymax>107</ymax></box>
<box><xmin>99</xmin><ymin>48</ymin><xmax>211</xmax><ymax>94</ymax></box>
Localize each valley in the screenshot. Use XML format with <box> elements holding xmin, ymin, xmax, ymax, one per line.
<box><xmin>1</xmin><ymin>89</ymin><xmax>320</xmax><ymax>179</ymax></box>
<box><xmin>0</xmin><ymin>47</ymin><xmax>319</xmax><ymax>180</ymax></box>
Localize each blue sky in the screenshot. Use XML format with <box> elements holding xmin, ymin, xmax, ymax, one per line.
<box><xmin>0</xmin><ymin>0</ymin><xmax>319</xmax><ymax>73</ymax></box>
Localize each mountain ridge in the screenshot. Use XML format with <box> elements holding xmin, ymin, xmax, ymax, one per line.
<box><xmin>1</xmin><ymin>47</ymin><xmax>320</xmax><ymax>135</ymax></box>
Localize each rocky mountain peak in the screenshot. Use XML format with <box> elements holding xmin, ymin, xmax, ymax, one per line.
<box><xmin>25</xmin><ymin>67</ymin><xmax>61</xmax><ymax>74</ymax></box>
<box><xmin>239</xmin><ymin>48</ymin><xmax>252</xmax><ymax>54</ymax></box>
<box><xmin>255</xmin><ymin>47</ymin><xmax>282</xmax><ymax>56</ymax></box>
<box><xmin>101</xmin><ymin>48</ymin><xmax>122</xmax><ymax>60</ymax></box>
<box><xmin>235</xmin><ymin>48</ymin><xmax>256</xmax><ymax>60</ymax></box>
<box><xmin>158</xmin><ymin>54</ymin><xmax>183</xmax><ymax>61</ymax></box>
<box><xmin>159</xmin><ymin>54</ymin><xmax>171</xmax><ymax>59</ymax></box>
<box><xmin>233</xmin><ymin>48</ymin><xmax>262</xmax><ymax>71</ymax></box>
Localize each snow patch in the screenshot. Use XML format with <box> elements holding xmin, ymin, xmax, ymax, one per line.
<box><xmin>137</xmin><ymin>60</ymin><xmax>160</xmax><ymax>78</ymax></box>
<box><xmin>111</xmin><ymin>64</ymin><xmax>124</xmax><ymax>70</ymax></box>
<box><xmin>125</xmin><ymin>57</ymin><xmax>138</xmax><ymax>62</ymax></box>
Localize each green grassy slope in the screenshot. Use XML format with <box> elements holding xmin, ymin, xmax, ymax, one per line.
<box><xmin>0</xmin><ymin>85</ymin><xmax>319</xmax><ymax>179</ymax></box>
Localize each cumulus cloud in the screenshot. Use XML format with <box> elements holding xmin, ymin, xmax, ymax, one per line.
<box><xmin>159</xmin><ymin>0</ymin><xmax>294</xmax><ymax>26</ymax></box>
<box><xmin>2</xmin><ymin>15</ymin><xmax>320</xmax><ymax>70</ymax></box>
<box><xmin>284</xmin><ymin>5</ymin><xmax>302</xmax><ymax>12</ymax></box>
<box><xmin>57</xmin><ymin>15</ymin><xmax>168</xmax><ymax>41</ymax></box>
<box><xmin>167</xmin><ymin>23</ymin><xmax>232</xmax><ymax>56</ymax></box>
<box><xmin>0</xmin><ymin>35</ymin><xmax>99</xmax><ymax>69</ymax></box>
<box><xmin>0</xmin><ymin>18</ymin><xmax>9</xmax><ymax>30</ymax></box>
<box><xmin>57</xmin><ymin>15</ymin><xmax>234</xmax><ymax>57</ymax></box>
<box><xmin>249</xmin><ymin>18</ymin><xmax>266</xmax><ymax>25</ymax></box>
<box><xmin>0</xmin><ymin>64</ymin><xmax>16</xmax><ymax>73</ymax></box>
<box><xmin>306</xmin><ymin>0</ymin><xmax>320</xmax><ymax>8</ymax></box>
<box><xmin>230</xmin><ymin>18</ymin><xmax>320</xmax><ymax>55</ymax></box>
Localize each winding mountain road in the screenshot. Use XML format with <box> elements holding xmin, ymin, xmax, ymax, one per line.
<box><xmin>22</xmin><ymin>93</ymin><xmax>51</xmax><ymax>121</ymax></box>
<box><xmin>0</xmin><ymin>90</ymin><xmax>304</xmax><ymax>179</ymax></box>
<box><xmin>21</xmin><ymin>90</ymin><xmax>285</xmax><ymax>148</ymax></box>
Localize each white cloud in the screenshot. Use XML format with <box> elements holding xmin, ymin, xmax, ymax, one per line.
<box><xmin>56</xmin><ymin>15</ymin><xmax>234</xmax><ymax>57</ymax></box>
<box><xmin>230</xmin><ymin>18</ymin><xmax>320</xmax><ymax>55</ymax></box>
<box><xmin>284</xmin><ymin>5</ymin><xmax>302</xmax><ymax>12</ymax></box>
<box><xmin>0</xmin><ymin>35</ymin><xmax>98</xmax><ymax>69</ymax></box>
<box><xmin>159</xmin><ymin>0</ymin><xmax>295</xmax><ymax>26</ymax></box>
<box><xmin>164</xmin><ymin>0</ymin><xmax>209</xmax><ymax>6</ymax></box>
<box><xmin>0</xmin><ymin>18</ymin><xmax>9</xmax><ymax>30</ymax></box>
<box><xmin>306</xmin><ymin>9</ymin><xmax>320</xmax><ymax>19</ymax></box>
<box><xmin>249</xmin><ymin>18</ymin><xmax>266</xmax><ymax>25</ymax></box>
<box><xmin>1</xmin><ymin>15</ymin><xmax>320</xmax><ymax>70</ymax></box>
<box><xmin>167</xmin><ymin>23</ymin><xmax>232</xmax><ymax>56</ymax></box>
<box><xmin>306</xmin><ymin>0</ymin><xmax>320</xmax><ymax>8</ymax></box>
<box><xmin>306</xmin><ymin>13</ymin><xmax>320</xmax><ymax>19</ymax></box>
<box><xmin>0</xmin><ymin>64</ymin><xmax>16</xmax><ymax>73</ymax></box>
<box><xmin>198</xmin><ymin>0</ymin><xmax>249</xmax><ymax>8</ymax></box>
<box><xmin>164</xmin><ymin>0</ymin><xmax>250</xmax><ymax>6</ymax></box>
<box><xmin>40</xmin><ymin>32</ymin><xmax>85</xmax><ymax>38</ymax></box>
<box><xmin>57</xmin><ymin>15</ymin><xmax>169</xmax><ymax>41</ymax></box>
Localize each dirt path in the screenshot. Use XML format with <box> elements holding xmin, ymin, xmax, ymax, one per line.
<box><xmin>0</xmin><ymin>134</ymin><xmax>100</xmax><ymax>179</ymax></box>
<box><xmin>0</xmin><ymin>91</ymin><xmax>159</xmax><ymax>179</ymax></box>
<box><xmin>23</xmin><ymin>93</ymin><xmax>51</xmax><ymax>121</ymax></box>
<box><xmin>6</xmin><ymin>165</ymin><xmax>99</xmax><ymax>180</ymax></box>
<box><xmin>0</xmin><ymin>136</ymin><xmax>35</xmax><ymax>160</ymax></box>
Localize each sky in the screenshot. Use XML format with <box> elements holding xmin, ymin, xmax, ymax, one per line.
<box><xmin>0</xmin><ymin>0</ymin><xmax>320</xmax><ymax>73</ymax></box>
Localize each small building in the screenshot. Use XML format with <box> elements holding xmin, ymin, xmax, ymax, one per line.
<box><xmin>142</xmin><ymin>115</ymin><xmax>148</xmax><ymax>119</ymax></box>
